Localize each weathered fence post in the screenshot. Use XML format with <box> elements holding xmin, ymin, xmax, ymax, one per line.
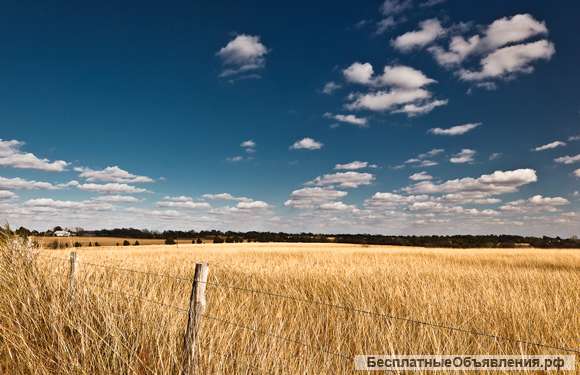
<box><xmin>182</xmin><ymin>263</ymin><xmax>209</xmax><ymax>375</ymax></box>
<box><xmin>68</xmin><ymin>251</ymin><xmax>77</xmax><ymax>297</ymax></box>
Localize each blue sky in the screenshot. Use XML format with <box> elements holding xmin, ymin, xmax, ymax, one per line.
<box><xmin>1</xmin><ymin>0</ymin><xmax>579</xmax><ymax>235</ymax></box>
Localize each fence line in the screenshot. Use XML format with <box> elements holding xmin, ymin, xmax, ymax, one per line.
<box><xmin>37</xmin><ymin>252</ymin><xmax>580</xmax><ymax>355</ymax></box>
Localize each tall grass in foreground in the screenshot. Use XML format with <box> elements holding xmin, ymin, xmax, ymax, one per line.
<box><xmin>0</xmin><ymin>236</ymin><xmax>578</xmax><ymax>374</ymax></box>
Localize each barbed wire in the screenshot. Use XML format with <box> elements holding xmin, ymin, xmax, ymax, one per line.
<box><xmin>36</xmin><ymin>252</ymin><xmax>580</xmax><ymax>355</ymax></box>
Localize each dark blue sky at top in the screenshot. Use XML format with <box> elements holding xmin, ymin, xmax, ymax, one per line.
<box><xmin>0</xmin><ymin>0</ymin><xmax>579</xmax><ymax>234</ymax></box>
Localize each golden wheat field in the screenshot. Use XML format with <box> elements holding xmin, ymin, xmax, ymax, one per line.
<box><xmin>1</xmin><ymin>236</ymin><xmax>578</xmax><ymax>374</ymax></box>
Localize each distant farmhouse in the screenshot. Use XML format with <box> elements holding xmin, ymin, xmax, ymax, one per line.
<box><xmin>54</xmin><ymin>230</ymin><xmax>72</xmax><ymax>237</ymax></box>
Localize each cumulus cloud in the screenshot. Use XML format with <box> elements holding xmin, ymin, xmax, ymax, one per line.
<box><xmin>285</xmin><ymin>187</ymin><xmax>348</xmax><ymax>209</ymax></box>
<box><xmin>403</xmin><ymin>168</ymin><xmax>537</xmax><ymax>196</ymax></box>
<box><xmin>308</xmin><ymin>171</ymin><xmax>374</xmax><ymax>188</ymax></box>
<box><xmin>342</xmin><ymin>63</ymin><xmax>446</xmax><ymax>117</ymax></box>
<box><xmin>236</xmin><ymin>200</ymin><xmax>269</xmax><ymax>209</ymax></box>
<box><xmin>532</xmin><ymin>141</ymin><xmax>566</xmax><ymax>152</ymax></box>
<box><xmin>202</xmin><ymin>193</ymin><xmax>251</xmax><ymax>202</ymax></box>
<box><xmin>409</xmin><ymin>171</ymin><xmax>433</xmax><ymax>181</ymax></box>
<box><xmin>365</xmin><ymin>192</ymin><xmax>429</xmax><ymax>208</ymax></box>
<box><xmin>343</xmin><ymin>62</ymin><xmax>374</xmax><ymax>85</ymax></box>
<box><xmin>324</xmin><ymin>112</ymin><xmax>368</xmax><ymax>127</ymax></box>
<box><xmin>429</xmin><ymin>122</ymin><xmax>481</xmax><ymax>136</ymax></box>
<box><xmin>574</xmin><ymin>169</ymin><xmax>580</xmax><ymax>178</ymax></box>
<box><xmin>240</xmin><ymin>140</ymin><xmax>256</xmax><ymax>153</ymax></box>
<box><xmin>459</xmin><ymin>40</ymin><xmax>555</xmax><ymax>81</ymax></box>
<box><xmin>322</xmin><ymin>81</ymin><xmax>341</xmax><ymax>95</ymax></box>
<box><xmin>290</xmin><ymin>138</ymin><xmax>323</xmax><ymax>150</ymax></box>
<box><xmin>0</xmin><ymin>139</ymin><xmax>68</xmax><ymax>172</ymax></box>
<box><xmin>375</xmin><ymin>17</ymin><xmax>397</xmax><ymax>35</ymax></box>
<box><xmin>75</xmin><ymin>166</ymin><xmax>153</xmax><ymax>183</ymax></box>
<box><xmin>391</xmin><ymin>19</ymin><xmax>445</xmax><ymax>52</ymax></box>
<box><xmin>319</xmin><ymin>201</ymin><xmax>358</xmax><ymax>212</ymax></box>
<box><xmin>91</xmin><ymin>195</ymin><xmax>140</xmax><ymax>203</ymax></box>
<box><xmin>24</xmin><ymin>198</ymin><xmax>113</xmax><ymax>211</ymax></box>
<box><xmin>68</xmin><ymin>181</ymin><xmax>148</xmax><ymax>194</ymax></box>
<box><xmin>402</xmin><ymin>149</ymin><xmax>444</xmax><ymax>168</ymax></box>
<box><xmin>554</xmin><ymin>154</ymin><xmax>580</xmax><ymax>165</ymax></box>
<box><xmin>0</xmin><ymin>190</ymin><xmax>17</xmax><ymax>200</ymax></box>
<box><xmin>334</xmin><ymin>161</ymin><xmax>374</xmax><ymax>170</ymax></box>
<box><xmin>430</xmin><ymin>14</ymin><xmax>549</xmax><ymax>67</ymax></box>
<box><xmin>450</xmin><ymin>149</ymin><xmax>476</xmax><ymax>164</ymax></box>
<box><xmin>0</xmin><ymin>176</ymin><xmax>60</xmax><ymax>190</ymax></box>
<box><xmin>216</xmin><ymin>34</ymin><xmax>268</xmax><ymax>78</ymax></box>
<box><xmin>380</xmin><ymin>0</ymin><xmax>412</xmax><ymax>16</ymax></box>
<box><xmin>157</xmin><ymin>200</ymin><xmax>211</xmax><ymax>209</ymax></box>
<box><xmin>501</xmin><ymin>195</ymin><xmax>569</xmax><ymax>213</ymax></box>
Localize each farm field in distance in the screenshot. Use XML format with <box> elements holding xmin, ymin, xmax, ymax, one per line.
<box><xmin>1</xmin><ymin>241</ymin><xmax>578</xmax><ymax>374</ymax></box>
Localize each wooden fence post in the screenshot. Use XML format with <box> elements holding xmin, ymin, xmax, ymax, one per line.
<box><xmin>182</xmin><ymin>263</ymin><xmax>209</xmax><ymax>375</ymax></box>
<box><xmin>68</xmin><ymin>251</ymin><xmax>77</xmax><ymax>297</ymax></box>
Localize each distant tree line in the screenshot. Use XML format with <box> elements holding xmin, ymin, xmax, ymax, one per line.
<box><xmin>3</xmin><ymin>226</ymin><xmax>579</xmax><ymax>249</ymax></box>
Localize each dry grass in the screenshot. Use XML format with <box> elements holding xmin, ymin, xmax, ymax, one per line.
<box><xmin>1</xmin><ymin>238</ymin><xmax>578</xmax><ymax>374</ymax></box>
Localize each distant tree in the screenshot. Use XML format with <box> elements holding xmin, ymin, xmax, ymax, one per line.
<box><xmin>88</xmin><ymin>242</ymin><xmax>92</xmax><ymax>247</ymax></box>
<box><xmin>15</xmin><ymin>226</ymin><xmax>31</xmax><ymax>238</ymax></box>
<box><xmin>196</xmin><ymin>238</ymin><xmax>203</xmax><ymax>244</ymax></box>
<box><xmin>165</xmin><ymin>238</ymin><xmax>176</xmax><ymax>245</ymax></box>
<box><xmin>192</xmin><ymin>239</ymin><xmax>197</xmax><ymax>244</ymax></box>
<box><xmin>53</xmin><ymin>226</ymin><xmax>63</xmax><ymax>232</ymax></box>
<box><xmin>213</xmin><ymin>237</ymin><xmax>224</xmax><ymax>244</ymax></box>
<box><xmin>116</xmin><ymin>242</ymin><xmax>119</xmax><ymax>246</ymax></box>
<box><xmin>123</xmin><ymin>240</ymin><xmax>130</xmax><ymax>246</ymax></box>
<box><xmin>134</xmin><ymin>240</ymin><xmax>140</xmax><ymax>246</ymax></box>
<box><xmin>94</xmin><ymin>242</ymin><xmax>100</xmax><ymax>247</ymax></box>
<box><xmin>74</xmin><ymin>242</ymin><xmax>81</xmax><ymax>248</ymax></box>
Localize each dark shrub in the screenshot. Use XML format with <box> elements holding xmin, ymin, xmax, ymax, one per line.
<box><xmin>134</xmin><ymin>241</ymin><xmax>140</xmax><ymax>246</ymax></box>
<box><xmin>123</xmin><ymin>240</ymin><xmax>130</xmax><ymax>246</ymax></box>
<box><xmin>165</xmin><ymin>238</ymin><xmax>176</xmax><ymax>245</ymax></box>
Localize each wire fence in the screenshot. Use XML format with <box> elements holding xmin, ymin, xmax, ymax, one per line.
<box><xmin>34</xmin><ymin>252</ymin><xmax>579</xmax><ymax>374</ymax></box>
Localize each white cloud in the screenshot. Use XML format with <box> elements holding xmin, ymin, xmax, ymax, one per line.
<box><xmin>0</xmin><ymin>139</ymin><xmax>68</xmax><ymax>172</ymax></box>
<box><xmin>202</xmin><ymin>193</ymin><xmax>251</xmax><ymax>202</ymax></box>
<box><xmin>375</xmin><ymin>17</ymin><xmax>397</xmax><ymax>35</ymax></box>
<box><xmin>450</xmin><ymin>149</ymin><xmax>476</xmax><ymax>164</ymax></box>
<box><xmin>236</xmin><ymin>200</ymin><xmax>269</xmax><ymax>209</ymax></box>
<box><xmin>429</xmin><ymin>14</ymin><xmax>549</xmax><ymax>68</ymax></box>
<box><xmin>392</xmin><ymin>19</ymin><xmax>445</xmax><ymax>52</ymax></box>
<box><xmin>501</xmin><ymin>195</ymin><xmax>569</xmax><ymax>213</ymax></box>
<box><xmin>429</xmin><ymin>122</ymin><xmax>481</xmax><ymax>136</ymax></box>
<box><xmin>392</xmin><ymin>99</ymin><xmax>448</xmax><ymax>116</ymax></box>
<box><xmin>319</xmin><ymin>201</ymin><xmax>357</xmax><ymax>211</ymax></box>
<box><xmin>335</xmin><ymin>161</ymin><xmax>372</xmax><ymax>170</ymax></box>
<box><xmin>409</xmin><ymin>171</ymin><xmax>433</xmax><ymax>181</ymax></box>
<box><xmin>0</xmin><ymin>176</ymin><xmax>60</xmax><ymax>190</ymax></box>
<box><xmin>378</xmin><ymin>65</ymin><xmax>436</xmax><ymax>89</ymax></box>
<box><xmin>241</xmin><ymin>140</ymin><xmax>255</xmax><ymax>148</ymax></box>
<box><xmin>342</xmin><ymin>63</ymin><xmax>446</xmax><ymax>117</ymax></box>
<box><xmin>290</xmin><ymin>138</ymin><xmax>323</xmax><ymax>150</ymax></box>
<box><xmin>92</xmin><ymin>195</ymin><xmax>140</xmax><ymax>203</ymax></box>
<box><xmin>343</xmin><ymin>62</ymin><xmax>374</xmax><ymax>85</ymax></box>
<box><xmin>404</xmin><ymin>168</ymin><xmax>537</xmax><ymax>196</ymax></box>
<box><xmin>459</xmin><ymin>40</ymin><xmax>555</xmax><ymax>81</ymax></box>
<box><xmin>216</xmin><ymin>34</ymin><xmax>268</xmax><ymax>77</ymax></box>
<box><xmin>532</xmin><ymin>141</ymin><xmax>566</xmax><ymax>152</ymax></box>
<box><xmin>403</xmin><ymin>149</ymin><xmax>444</xmax><ymax>168</ymax></box>
<box><xmin>365</xmin><ymin>192</ymin><xmax>429</xmax><ymax>207</ymax></box>
<box><xmin>554</xmin><ymin>154</ymin><xmax>580</xmax><ymax>165</ymax></box>
<box><xmin>0</xmin><ymin>190</ymin><xmax>17</xmax><ymax>200</ymax></box>
<box><xmin>569</xmin><ymin>135</ymin><xmax>580</xmax><ymax>141</ymax></box>
<box><xmin>24</xmin><ymin>198</ymin><xmax>113</xmax><ymax>211</ymax></box>
<box><xmin>157</xmin><ymin>200</ymin><xmax>211</xmax><ymax>209</ymax></box>
<box><xmin>75</xmin><ymin>166</ymin><xmax>153</xmax><ymax>183</ymax></box>
<box><xmin>574</xmin><ymin>169</ymin><xmax>580</xmax><ymax>178</ymax></box>
<box><xmin>324</xmin><ymin>112</ymin><xmax>368</xmax><ymax>127</ymax></box>
<box><xmin>70</xmin><ymin>181</ymin><xmax>148</xmax><ymax>194</ymax></box>
<box><xmin>489</xmin><ymin>152</ymin><xmax>502</xmax><ymax>160</ymax></box>
<box><xmin>347</xmin><ymin>88</ymin><xmax>430</xmax><ymax>111</ymax></box>
<box><xmin>420</xmin><ymin>0</ymin><xmax>446</xmax><ymax>7</ymax></box>
<box><xmin>226</xmin><ymin>156</ymin><xmax>246</xmax><ymax>162</ymax></box>
<box><xmin>380</xmin><ymin>0</ymin><xmax>412</xmax><ymax>16</ymax></box>
<box><xmin>284</xmin><ymin>187</ymin><xmax>348</xmax><ymax>209</ymax></box>
<box><xmin>308</xmin><ymin>171</ymin><xmax>374</xmax><ymax>188</ymax></box>
<box><xmin>322</xmin><ymin>81</ymin><xmax>341</xmax><ymax>95</ymax></box>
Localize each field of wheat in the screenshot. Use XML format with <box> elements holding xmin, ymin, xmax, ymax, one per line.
<box><xmin>0</xmin><ymin>235</ymin><xmax>578</xmax><ymax>374</ymax></box>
